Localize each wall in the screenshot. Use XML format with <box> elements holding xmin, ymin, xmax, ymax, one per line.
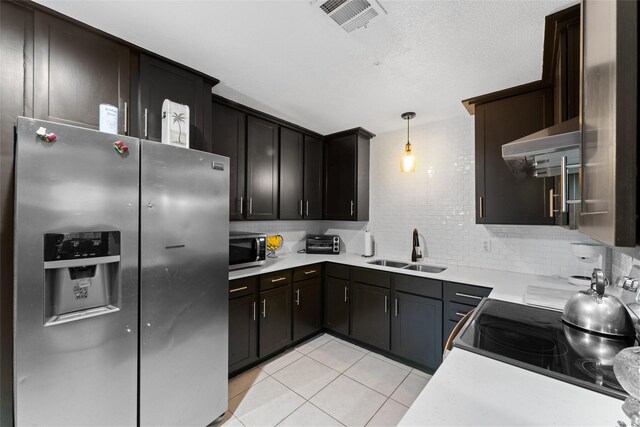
<box><xmin>612</xmin><ymin>249</ymin><xmax>640</xmax><ymax>282</ymax></box>
<box><xmin>368</xmin><ymin>114</ymin><xmax>603</xmax><ymax>279</ymax></box>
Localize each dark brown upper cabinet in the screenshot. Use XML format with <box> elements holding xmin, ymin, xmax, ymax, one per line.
<box><xmin>211</xmin><ymin>102</ymin><xmax>246</xmax><ymax>220</ymax></box>
<box><xmin>303</xmin><ymin>135</ymin><xmax>323</xmax><ymax>220</ymax></box>
<box><xmin>279</xmin><ymin>127</ymin><xmax>304</xmax><ymax>220</ymax></box>
<box><xmin>138</xmin><ymin>54</ymin><xmax>209</xmax><ymax>150</ymax></box>
<box><xmin>324</xmin><ymin>128</ymin><xmax>374</xmax><ymax>221</ymax></box>
<box><xmin>551</xmin><ymin>10</ymin><xmax>580</xmax><ymax>124</ymax></box>
<box><xmin>246</xmin><ymin>116</ymin><xmax>279</xmax><ymax>220</ymax></box>
<box><xmin>474</xmin><ymin>88</ymin><xmax>555</xmax><ymax>225</ymax></box>
<box><xmin>462</xmin><ymin>5</ymin><xmax>583</xmax><ymax>226</ymax></box>
<box><xmin>580</xmin><ymin>0</ymin><xmax>638</xmax><ymax>246</ymax></box>
<box><xmin>34</xmin><ymin>10</ymin><xmax>130</xmax><ymax>134</ymax></box>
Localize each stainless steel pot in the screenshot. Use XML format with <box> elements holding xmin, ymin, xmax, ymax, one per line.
<box><xmin>562</xmin><ymin>268</ymin><xmax>635</xmax><ymax>337</ymax></box>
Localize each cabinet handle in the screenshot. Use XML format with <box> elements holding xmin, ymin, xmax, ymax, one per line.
<box><xmin>295</xmin><ymin>289</ymin><xmax>300</xmax><ymax>306</ymax></box>
<box><xmin>304</xmin><ymin>270</ymin><xmax>316</xmax><ymax>275</ymax></box>
<box><xmin>144</xmin><ymin>108</ymin><xmax>148</xmax><ymax>138</ymax></box>
<box><xmin>395</xmin><ymin>298</ymin><xmax>398</xmax><ymax>317</ymax></box>
<box><xmin>299</xmin><ymin>200</ymin><xmax>303</xmax><ymax>216</ymax></box>
<box><xmin>230</xmin><ymin>286</ymin><xmax>248</xmax><ymax>293</ymax></box>
<box><xmin>344</xmin><ymin>286</ymin><xmax>348</xmax><ymax>303</ymax></box>
<box><xmin>253</xmin><ymin>301</ymin><xmax>256</xmax><ymax>321</ymax></box>
<box><xmin>262</xmin><ymin>299</ymin><xmax>266</xmax><ymax>318</ymax></box>
<box><xmin>479</xmin><ymin>197</ymin><xmax>484</xmax><ymax>218</ymax></box>
<box><xmin>123</xmin><ymin>101</ymin><xmax>128</xmax><ymax>135</ymax></box>
<box><xmin>455</xmin><ymin>292</ymin><xmax>483</xmax><ymax>301</ymax></box>
<box><xmin>305</xmin><ymin>201</ymin><xmax>309</xmax><ymax>217</ymax></box>
<box><xmin>384</xmin><ymin>295</ymin><xmax>388</xmax><ymax>313</ymax></box>
<box><xmin>455</xmin><ymin>311</ymin><xmax>470</xmax><ymax>317</ymax></box>
<box><xmin>271</xmin><ymin>276</ymin><xmax>287</xmax><ymax>283</ymax></box>
<box><xmin>239</xmin><ymin>196</ymin><xmax>244</xmax><ymax>215</ymax></box>
<box><xmin>249</xmin><ymin>198</ymin><xmax>253</xmax><ymax>215</ymax></box>
<box><xmin>350</xmin><ymin>200</ymin><xmax>354</xmax><ymax>216</ymax></box>
<box><xmin>560</xmin><ymin>156</ymin><xmax>567</xmax><ymax>213</ymax></box>
<box><xmin>548</xmin><ymin>189</ymin><xmax>554</xmax><ymax>218</ymax></box>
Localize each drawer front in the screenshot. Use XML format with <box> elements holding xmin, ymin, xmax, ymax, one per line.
<box><xmin>260</xmin><ymin>270</ymin><xmax>293</xmax><ymax>291</ymax></box>
<box><xmin>229</xmin><ymin>276</ymin><xmax>258</xmax><ymax>299</ymax></box>
<box><xmin>445</xmin><ymin>282</ymin><xmax>491</xmax><ymax>306</ymax></box>
<box><xmin>394</xmin><ymin>274</ymin><xmax>442</xmax><ymax>299</ymax></box>
<box><xmin>293</xmin><ymin>263</ymin><xmax>322</xmax><ymax>282</ymax></box>
<box><xmin>448</xmin><ymin>301</ymin><xmax>475</xmax><ymax>322</ymax></box>
<box><xmin>325</xmin><ymin>262</ymin><xmax>350</xmax><ymax>280</ymax></box>
<box><xmin>352</xmin><ymin>267</ymin><xmax>391</xmax><ymax>289</ymax></box>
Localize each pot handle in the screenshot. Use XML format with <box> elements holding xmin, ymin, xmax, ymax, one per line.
<box><xmin>591</xmin><ymin>268</ymin><xmax>608</xmax><ymax>296</ymax></box>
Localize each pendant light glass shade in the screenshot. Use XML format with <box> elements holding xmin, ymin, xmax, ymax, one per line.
<box><xmin>401</xmin><ymin>112</ymin><xmax>416</xmax><ymax>173</ymax></box>
<box><xmin>401</xmin><ymin>142</ymin><xmax>416</xmax><ymax>173</ymax></box>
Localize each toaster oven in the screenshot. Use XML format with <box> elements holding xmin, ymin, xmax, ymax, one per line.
<box><xmin>306</xmin><ymin>235</ymin><xmax>340</xmax><ymax>255</ymax></box>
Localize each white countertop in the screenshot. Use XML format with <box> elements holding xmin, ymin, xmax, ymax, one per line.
<box><xmin>230</xmin><ymin>252</ymin><xmax>629</xmax><ymax>426</ymax></box>
<box><xmin>229</xmin><ymin>252</ymin><xmax>574</xmax><ymax>300</ymax></box>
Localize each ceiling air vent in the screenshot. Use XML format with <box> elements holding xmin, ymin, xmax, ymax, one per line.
<box><xmin>319</xmin><ymin>0</ymin><xmax>387</xmax><ymax>33</ymax></box>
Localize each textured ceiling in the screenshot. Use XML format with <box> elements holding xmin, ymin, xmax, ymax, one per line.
<box><xmin>35</xmin><ymin>0</ymin><xmax>577</xmax><ymax>135</ymax></box>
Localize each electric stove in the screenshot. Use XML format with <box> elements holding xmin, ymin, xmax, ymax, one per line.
<box><xmin>453</xmin><ymin>298</ymin><xmax>637</xmax><ymax>400</ymax></box>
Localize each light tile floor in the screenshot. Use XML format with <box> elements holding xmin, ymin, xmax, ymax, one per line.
<box><xmin>218</xmin><ymin>333</ymin><xmax>432</xmax><ymax>427</ymax></box>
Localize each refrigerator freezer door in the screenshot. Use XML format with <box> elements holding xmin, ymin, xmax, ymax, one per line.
<box><xmin>14</xmin><ymin>117</ymin><xmax>140</xmax><ymax>426</ymax></box>
<box><xmin>140</xmin><ymin>141</ymin><xmax>229</xmax><ymax>426</ymax></box>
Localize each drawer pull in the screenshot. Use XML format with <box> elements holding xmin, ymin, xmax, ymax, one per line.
<box><xmin>455</xmin><ymin>311</ymin><xmax>469</xmax><ymax>317</ymax></box>
<box><xmin>230</xmin><ymin>286</ymin><xmax>248</xmax><ymax>293</ymax></box>
<box><xmin>304</xmin><ymin>270</ymin><xmax>317</xmax><ymax>275</ymax></box>
<box><xmin>455</xmin><ymin>292</ymin><xmax>483</xmax><ymax>301</ymax></box>
<box><xmin>271</xmin><ymin>277</ymin><xmax>287</xmax><ymax>283</ymax></box>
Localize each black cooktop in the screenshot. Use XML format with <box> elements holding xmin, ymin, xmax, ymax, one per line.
<box><xmin>453</xmin><ymin>298</ymin><xmax>637</xmax><ymax>400</ymax></box>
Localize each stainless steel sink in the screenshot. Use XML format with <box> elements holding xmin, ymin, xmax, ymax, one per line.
<box><xmin>366</xmin><ymin>259</ymin><xmax>409</xmax><ymax>268</ymax></box>
<box><xmin>403</xmin><ymin>264</ymin><xmax>447</xmax><ymax>273</ymax></box>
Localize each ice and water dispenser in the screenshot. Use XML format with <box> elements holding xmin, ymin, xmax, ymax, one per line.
<box><xmin>43</xmin><ymin>231</ymin><xmax>121</xmax><ymax>326</ymax></box>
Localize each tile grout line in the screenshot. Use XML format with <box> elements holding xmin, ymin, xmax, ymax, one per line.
<box><xmin>362</xmin><ymin>370</ymin><xmax>413</xmax><ymax>426</ymax></box>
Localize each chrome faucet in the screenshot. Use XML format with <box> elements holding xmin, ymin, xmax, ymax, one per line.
<box><xmin>411</xmin><ymin>228</ymin><xmax>422</xmax><ymax>262</ymax></box>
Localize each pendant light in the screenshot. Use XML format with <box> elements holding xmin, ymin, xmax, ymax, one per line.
<box><xmin>401</xmin><ymin>112</ymin><xmax>416</xmax><ymax>173</ymax></box>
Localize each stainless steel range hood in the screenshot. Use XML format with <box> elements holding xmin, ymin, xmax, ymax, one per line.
<box><xmin>502</xmin><ymin>117</ymin><xmax>581</xmax><ymax>179</ymax></box>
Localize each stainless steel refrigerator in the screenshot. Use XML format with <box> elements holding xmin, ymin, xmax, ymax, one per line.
<box><xmin>14</xmin><ymin>117</ymin><xmax>229</xmax><ymax>426</ymax></box>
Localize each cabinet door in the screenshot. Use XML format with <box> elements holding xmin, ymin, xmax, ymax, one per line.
<box><xmin>475</xmin><ymin>89</ymin><xmax>555</xmax><ymax>225</ymax></box>
<box><xmin>211</xmin><ymin>103</ymin><xmax>246</xmax><ymax>220</ymax></box>
<box><xmin>259</xmin><ymin>285</ymin><xmax>291</xmax><ymax>357</ymax></box>
<box><xmin>324</xmin><ymin>276</ymin><xmax>350</xmax><ymax>335</ymax></box>
<box><xmin>293</xmin><ymin>277</ymin><xmax>322</xmax><ymax>341</ymax></box>
<box><xmin>351</xmin><ymin>283</ymin><xmax>390</xmax><ymax>350</ymax></box>
<box><xmin>391</xmin><ymin>292</ymin><xmax>443</xmax><ymax>371</ymax></box>
<box><xmin>246</xmin><ymin>116</ymin><xmax>279</xmax><ymax>220</ymax></box>
<box><xmin>303</xmin><ymin>135</ymin><xmax>323</xmax><ymax>219</ymax></box>
<box><xmin>139</xmin><ymin>54</ymin><xmax>204</xmax><ymax>148</ymax></box>
<box><xmin>34</xmin><ymin>10</ymin><xmax>130</xmax><ymax>133</ymax></box>
<box><xmin>229</xmin><ymin>294</ymin><xmax>258</xmax><ymax>373</ymax></box>
<box><xmin>279</xmin><ymin>127</ymin><xmax>304</xmax><ymax>220</ymax></box>
<box><xmin>324</xmin><ymin>134</ymin><xmax>356</xmax><ymax>220</ymax></box>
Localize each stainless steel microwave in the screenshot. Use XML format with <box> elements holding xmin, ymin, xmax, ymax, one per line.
<box><xmin>229</xmin><ymin>232</ymin><xmax>266</xmax><ymax>270</ymax></box>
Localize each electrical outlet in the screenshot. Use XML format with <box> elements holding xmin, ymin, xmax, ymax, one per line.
<box><xmin>482</xmin><ymin>240</ymin><xmax>491</xmax><ymax>253</ymax></box>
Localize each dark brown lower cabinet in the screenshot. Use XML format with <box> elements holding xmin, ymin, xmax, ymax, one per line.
<box><xmin>229</xmin><ymin>294</ymin><xmax>258</xmax><ymax>372</ymax></box>
<box><xmin>324</xmin><ymin>275</ymin><xmax>350</xmax><ymax>335</ymax></box>
<box><xmin>351</xmin><ymin>282</ymin><xmax>390</xmax><ymax>350</ymax></box>
<box><xmin>259</xmin><ymin>284</ymin><xmax>292</xmax><ymax>357</ymax></box>
<box><xmin>293</xmin><ymin>277</ymin><xmax>322</xmax><ymax>341</ymax></box>
<box><xmin>391</xmin><ymin>292</ymin><xmax>443</xmax><ymax>371</ymax></box>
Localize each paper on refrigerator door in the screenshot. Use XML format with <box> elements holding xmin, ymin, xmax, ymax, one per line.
<box><xmin>161</xmin><ymin>99</ymin><xmax>189</xmax><ymax>148</ymax></box>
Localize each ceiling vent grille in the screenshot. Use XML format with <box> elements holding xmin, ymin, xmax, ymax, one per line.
<box><xmin>319</xmin><ymin>0</ymin><xmax>387</xmax><ymax>33</ymax></box>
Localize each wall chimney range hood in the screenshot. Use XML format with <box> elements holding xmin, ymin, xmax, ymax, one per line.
<box><xmin>502</xmin><ymin>117</ymin><xmax>581</xmax><ymax>179</ymax></box>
